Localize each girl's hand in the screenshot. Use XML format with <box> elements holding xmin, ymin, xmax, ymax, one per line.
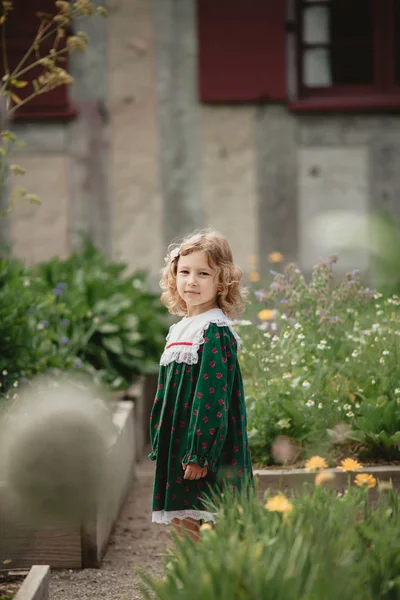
<box><xmin>182</xmin><ymin>462</ymin><xmax>208</xmax><ymax>480</ymax></box>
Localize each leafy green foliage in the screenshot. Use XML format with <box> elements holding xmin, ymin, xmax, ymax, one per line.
<box><xmin>141</xmin><ymin>482</ymin><xmax>400</xmax><ymax>600</ymax></box>
<box><xmin>0</xmin><ymin>255</ymin><xmax>78</xmax><ymax>398</ymax></box>
<box><xmin>0</xmin><ymin>242</ymin><xmax>168</xmax><ymax>397</ymax></box>
<box><xmin>31</xmin><ymin>242</ymin><xmax>168</xmax><ymax>389</ymax></box>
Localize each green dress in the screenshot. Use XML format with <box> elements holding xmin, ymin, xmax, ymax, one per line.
<box><xmin>149</xmin><ymin>308</ymin><xmax>253</xmax><ymax>524</ymax></box>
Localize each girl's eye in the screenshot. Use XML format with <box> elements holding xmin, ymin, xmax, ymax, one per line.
<box><xmin>200</xmin><ymin>272</ymin><xmax>209</xmax><ymax>276</ymax></box>
<box><xmin>180</xmin><ymin>270</ymin><xmax>189</xmax><ymax>274</ymax></box>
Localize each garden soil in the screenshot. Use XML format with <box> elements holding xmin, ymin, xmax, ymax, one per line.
<box><xmin>50</xmin><ymin>455</ymin><xmax>169</xmax><ymax>600</ymax></box>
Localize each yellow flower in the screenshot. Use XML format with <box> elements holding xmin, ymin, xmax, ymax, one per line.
<box><xmin>249</xmin><ymin>271</ymin><xmax>261</xmax><ymax>283</ymax></box>
<box><xmin>315</xmin><ymin>471</ymin><xmax>335</xmax><ymax>486</ymax></box>
<box><xmin>9</xmin><ymin>163</ymin><xmax>26</xmax><ymax>175</ymax></box>
<box><xmin>199</xmin><ymin>523</ymin><xmax>214</xmax><ymax>532</ymax></box>
<box><xmin>258</xmin><ymin>309</ymin><xmax>274</xmax><ymax>321</ymax></box>
<box><xmin>304</xmin><ymin>456</ymin><xmax>328</xmax><ymax>472</ymax></box>
<box><xmin>268</xmin><ymin>251</ymin><xmax>284</xmax><ymax>263</ymax></box>
<box><xmin>67</xmin><ymin>35</ymin><xmax>87</xmax><ymax>52</ymax></box>
<box><xmin>378</xmin><ymin>479</ymin><xmax>393</xmax><ymax>493</ymax></box>
<box><xmin>337</xmin><ymin>458</ymin><xmax>362</xmax><ymax>472</ymax></box>
<box><xmin>354</xmin><ymin>473</ymin><xmax>376</xmax><ymax>488</ymax></box>
<box><xmin>264</xmin><ymin>494</ymin><xmax>293</xmax><ymax>514</ymax></box>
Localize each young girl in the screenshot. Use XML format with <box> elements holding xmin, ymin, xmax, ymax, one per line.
<box><xmin>149</xmin><ymin>229</ymin><xmax>253</xmax><ymax>541</ymax></box>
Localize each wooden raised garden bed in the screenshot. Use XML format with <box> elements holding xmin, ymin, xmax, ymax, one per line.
<box><xmin>254</xmin><ymin>465</ymin><xmax>400</xmax><ymax>497</ymax></box>
<box><xmin>120</xmin><ymin>373</ymin><xmax>158</xmax><ymax>459</ymax></box>
<box><xmin>0</xmin><ymin>401</ymin><xmax>136</xmax><ymax>570</ymax></box>
<box><xmin>0</xmin><ymin>565</ymin><xmax>50</xmax><ymax>600</ymax></box>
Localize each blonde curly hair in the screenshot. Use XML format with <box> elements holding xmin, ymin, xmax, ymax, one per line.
<box><xmin>160</xmin><ymin>229</ymin><xmax>247</xmax><ymax>317</ymax></box>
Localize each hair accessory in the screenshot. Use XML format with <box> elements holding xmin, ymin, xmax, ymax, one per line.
<box><xmin>170</xmin><ymin>247</ymin><xmax>180</xmax><ymax>261</ymax></box>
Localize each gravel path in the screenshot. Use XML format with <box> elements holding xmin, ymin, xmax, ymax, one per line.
<box><xmin>50</xmin><ymin>456</ymin><xmax>169</xmax><ymax>600</ymax></box>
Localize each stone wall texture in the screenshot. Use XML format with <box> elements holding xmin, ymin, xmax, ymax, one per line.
<box><xmin>6</xmin><ymin>0</ymin><xmax>400</xmax><ymax>282</ymax></box>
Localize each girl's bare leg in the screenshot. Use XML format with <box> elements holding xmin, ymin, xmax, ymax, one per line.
<box><xmin>171</xmin><ymin>517</ymin><xmax>201</xmax><ymax>543</ymax></box>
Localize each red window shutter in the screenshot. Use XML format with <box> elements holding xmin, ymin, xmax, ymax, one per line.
<box><xmin>197</xmin><ymin>0</ymin><xmax>286</xmax><ymax>102</ymax></box>
<box><xmin>0</xmin><ymin>0</ymin><xmax>76</xmax><ymax>120</ymax></box>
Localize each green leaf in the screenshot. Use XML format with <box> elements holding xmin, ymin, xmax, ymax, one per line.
<box><xmin>102</xmin><ymin>336</ymin><xmax>123</xmax><ymax>355</ymax></box>
<box><xmin>124</xmin><ymin>314</ymin><xmax>138</xmax><ymax>330</ymax></box>
<box><xmin>97</xmin><ymin>322</ymin><xmax>120</xmax><ymax>333</ymax></box>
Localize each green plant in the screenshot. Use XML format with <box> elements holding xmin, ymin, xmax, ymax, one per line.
<box><xmin>0</xmin><ymin>255</ymin><xmax>80</xmax><ymax>399</ymax></box>
<box><xmin>0</xmin><ymin>0</ymin><xmax>107</xmax><ymax>214</ymax></box>
<box><xmin>236</xmin><ymin>259</ymin><xmax>400</xmax><ymax>465</ymax></box>
<box><xmin>32</xmin><ymin>241</ymin><xmax>168</xmax><ymax>389</ymax></box>
<box><xmin>141</xmin><ymin>468</ymin><xmax>400</xmax><ymax>600</ymax></box>
<box><xmin>0</xmin><ymin>243</ymin><xmax>168</xmax><ymax>401</ymax></box>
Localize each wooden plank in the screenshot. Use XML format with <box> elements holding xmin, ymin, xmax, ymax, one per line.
<box><xmin>0</xmin><ymin>515</ymin><xmax>81</xmax><ymax>570</ymax></box>
<box><xmin>254</xmin><ymin>465</ymin><xmax>400</xmax><ymax>498</ymax></box>
<box><xmin>14</xmin><ymin>565</ymin><xmax>50</xmax><ymax>600</ymax></box>
<box><xmin>124</xmin><ymin>377</ymin><xmax>146</xmax><ymax>461</ymax></box>
<box><xmin>81</xmin><ymin>401</ymin><xmax>136</xmax><ymax>568</ymax></box>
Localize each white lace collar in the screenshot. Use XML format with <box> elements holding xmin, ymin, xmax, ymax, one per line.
<box><xmin>160</xmin><ymin>308</ymin><xmax>240</xmax><ymax>366</ymax></box>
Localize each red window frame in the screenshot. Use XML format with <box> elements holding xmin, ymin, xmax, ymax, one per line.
<box><xmin>290</xmin><ymin>0</ymin><xmax>400</xmax><ymax>111</ymax></box>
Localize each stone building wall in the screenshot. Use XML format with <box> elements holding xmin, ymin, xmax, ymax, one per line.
<box><xmin>6</xmin><ymin>0</ymin><xmax>400</xmax><ymax>283</ymax></box>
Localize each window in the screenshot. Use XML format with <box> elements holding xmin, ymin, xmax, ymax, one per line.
<box><xmin>294</xmin><ymin>0</ymin><xmax>400</xmax><ymax>109</ymax></box>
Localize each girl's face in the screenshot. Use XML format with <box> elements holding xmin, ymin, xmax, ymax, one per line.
<box><xmin>176</xmin><ymin>251</ymin><xmax>220</xmax><ymax>317</ymax></box>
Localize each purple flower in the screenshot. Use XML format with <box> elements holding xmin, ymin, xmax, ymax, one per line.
<box><xmin>269</xmin><ymin>270</ymin><xmax>277</xmax><ymax>276</ymax></box>
<box><xmin>347</xmin><ymin>279</ymin><xmax>355</xmax><ymax>285</ymax></box>
<box><xmin>60</xmin><ymin>336</ymin><xmax>69</xmax><ymax>345</ymax></box>
<box><xmin>74</xmin><ymin>359</ymin><xmax>83</xmax><ymax>368</ymax></box>
<box><xmin>254</xmin><ymin>290</ymin><xmax>264</xmax><ymax>301</ymax></box>
<box><xmin>53</xmin><ymin>288</ymin><xmax>63</xmax><ymax>296</ymax></box>
<box><xmin>352</xmin><ymin>269</ymin><xmax>360</xmax><ymax>276</ymax></box>
<box><xmin>37</xmin><ymin>320</ymin><xmax>48</xmax><ymax>330</ymax></box>
<box><xmin>280</xmin><ymin>299</ymin><xmax>288</xmax><ymax>304</ymax></box>
<box><xmin>56</xmin><ymin>283</ymin><xmax>67</xmax><ymax>291</ymax></box>
<box><xmin>61</xmin><ymin>318</ymin><xmax>70</xmax><ymax>326</ymax></box>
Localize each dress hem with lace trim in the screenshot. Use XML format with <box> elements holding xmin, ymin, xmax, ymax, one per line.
<box><xmin>152</xmin><ymin>509</ymin><xmax>216</xmax><ymax>524</ymax></box>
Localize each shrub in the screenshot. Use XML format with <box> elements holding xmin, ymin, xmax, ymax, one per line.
<box><xmin>0</xmin><ymin>255</ymin><xmax>79</xmax><ymax>400</ymax></box>
<box><xmin>0</xmin><ymin>243</ymin><xmax>168</xmax><ymax>398</ymax></box>
<box><xmin>30</xmin><ymin>242</ymin><xmax>168</xmax><ymax>389</ymax></box>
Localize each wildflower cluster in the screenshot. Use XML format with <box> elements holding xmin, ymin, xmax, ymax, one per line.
<box><xmin>237</xmin><ymin>257</ymin><xmax>400</xmax><ymax>466</ymax></box>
